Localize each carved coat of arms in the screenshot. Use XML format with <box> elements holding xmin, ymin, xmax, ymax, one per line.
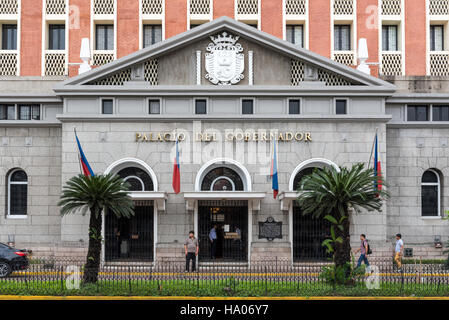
<box><xmin>205</xmin><ymin>32</ymin><xmax>244</xmax><ymax>85</ymax></box>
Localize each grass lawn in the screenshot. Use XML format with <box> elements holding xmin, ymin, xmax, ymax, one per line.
<box><xmin>1</xmin><ymin>279</ymin><xmax>449</xmax><ymax>297</ymax></box>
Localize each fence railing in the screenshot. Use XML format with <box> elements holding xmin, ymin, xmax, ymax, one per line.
<box><xmin>1</xmin><ymin>257</ymin><xmax>448</xmax><ymax>296</ymax></box>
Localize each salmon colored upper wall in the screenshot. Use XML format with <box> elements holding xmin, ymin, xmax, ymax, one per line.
<box><xmin>68</xmin><ymin>0</ymin><xmax>91</xmax><ymax>77</ymax></box>
<box><xmin>117</xmin><ymin>0</ymin><xmax>139</xmax><ymax>58</ymax></box>
<box><xmin>308</xmin><ymin>0</ymin><xmax>331</xmax><ymax>58</ymax></box>
<box><xmin>261</xmin><ymin>0</ymin><xmax>282</xmax><ymax>39</ymax></box>
<box><xmin>213</xmin><ymin>0</ymin><xmax>234</xmax><ymax>19</ymax></box>
<box><xmin>165</xmin><ymin>0</ymin><xmax>187</xmax><ymax>38</ymax></box>
<box><xmin>20</xmin><ymin>0</ymin><xmax>42</xmax><ymax>76</ymax></box>
<box><xmin>405</xmin><ymin>0</ymin><xmax>427</xmax><ymax>76</ymax></box>
<box><xmin>357</xmin><ymin>0</ymin><xmax>380</xmax><ymax>77</ymax></box>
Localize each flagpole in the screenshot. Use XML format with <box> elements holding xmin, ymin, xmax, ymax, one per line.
<box><xmin>367</xmin><ymin>127</ymin><xmax>378</xmax><ymax>169</ymax></box>
<box><xmin>74</xmin><ymin>127</ymin><xmax>83</xmax><ymax>175</ymax></box>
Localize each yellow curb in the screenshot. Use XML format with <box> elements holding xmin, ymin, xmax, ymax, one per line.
<box><xmin>1</xmin><ymin>295</ymin><xmax>449</xmax><ymax>300</ymax></box>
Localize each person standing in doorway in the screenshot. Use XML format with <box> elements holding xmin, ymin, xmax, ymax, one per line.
<box><xmin>354</xmin><ymin>234</ymin><xmax>370</xmax><ymax>270</ymax></box>
<box><xmin>209</xmin><ymin>225</ymin><xmax>217</xmax><ymax>259</ymax></box>
<box><xmin>394</xmin><ymin>233</ymin><xmax>404</xmax><ymax>272</ymax></box>
<box><xmin>184</xmin><ymin>231</ymin><xmax>199</xmax><ymax>272</ymax></box>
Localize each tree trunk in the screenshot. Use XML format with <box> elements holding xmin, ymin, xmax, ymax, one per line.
<box><xmin>333</xmin><ymin>208</ymin><xmax>351</xmax><ymax>277</ymax></box>
<box><xmin>83</xmin><ymin>207</ymin><xmax>102</xmax><ymax>284</ymax></box>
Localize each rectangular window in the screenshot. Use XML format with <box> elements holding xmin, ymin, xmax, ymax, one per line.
<box><xmin>190</xmin><ymin>24</ymin><xmax>201</xmax><ymax>29</ymax></box>
<box><xmin>334</xmin><ymin>25</ymin><xmax>351</xmax><ymax>51</ymax></box>
<box><xmin>242</xmin><ymin>99</ymin><xmax>254</xmax><ymax>114</ymax></box>
<box><xmin>382</xmin><ymin>25</ymin><xmax>398</xmax><ymax>51</ymax></box>
<box><xmin>48</xmin><ymin>24</ymin><xmax>65</xmax><ymax>50</ymax></box>
<box><xmin>433</xmin><ymin>105</ymin><xmax>449</xmax><ymax>121</ymax></box>
<box><xmin>0</xmin><ymin>104</ymin><xmax>15</xmax><ymax>120</ymax></box>
<box><xmin>407</xmin><ymin>105</ymin><xmax>429</xmax><ymax>121</ymax></box>
<box><xmin>1</xmin><ymin>24</ymin><xmax>17</xmax><ymax>50</ymax></box>
<box><xmin>195</xmin><ymin>99</ymin><xmax>207</xmax><ymax>114</ymax></box>
<box><xmin>422</xmin><ymin>185</ymin><xmax>439</xmax><ymax>216</ymax></box>
<box><xmin>95</xmin><ymin>24</ymin><xmax>114</xmax><ymax>50</ymax></box>
<box><xmin>18</xmin><ymin>105</ymin><xmax>40</xmax><ymax>120</ymax></box>
<box><xmin>289</xmin><ymin>99</ymin><xmax>300</xmax><ymax>114</ymax></box>
<box><xmin>10</xmin><ymin>184</ymin><xmax>27</xmax><ymax>216</ymax></box>
<box><xmin>336</xmin><ymin>99</ymin><xmax>347</xmax><ymax>114</ymax></box>
<box><xmin>102</xmin><ymin>99</ymin><xmax>113</xmax><ymax>114</ymax></box>
<box><xmin>143</xmin><ymin>25</ymin><xmax>162</xmax><ymax>48</ymax></box>
<box><xmin>149</xmin><ymin>99</ymin><xmax>160</xmax><ymax>114</ymax></box>
<box><xmin>286</xmin><ymin>25</ymin><xmax>303</xmax><ymax>47</ymax></box>
<box><xmin>430</xmin><ymin>25</ymin><xmax>444</xmax><ymax>51</ymax></box>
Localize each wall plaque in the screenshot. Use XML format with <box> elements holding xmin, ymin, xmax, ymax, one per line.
<box><xmin>258</xmin><ymin>217</ymin><xmax>282</xmax><ymax>241</ymax></box>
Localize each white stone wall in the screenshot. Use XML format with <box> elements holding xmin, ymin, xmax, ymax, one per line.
<box><xmin>386</xmin><ymin>127</ymin><xmax>449</xmax><ymax>246</ymax></box>
<box><xmin>0</xmin><ymin>127</ymin><xmax>62</xmax><ymax>246</ymax></box>
<box><xmin>60</xmin><ymin>120</ymin><xmax>388</xmax><ymax>259</ymax></box>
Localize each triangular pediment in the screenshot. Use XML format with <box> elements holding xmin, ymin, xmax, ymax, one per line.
<box><xmin>56</xmin><ymin>16</ymin><xmax>395</xmax><ymax>91</ymax></box>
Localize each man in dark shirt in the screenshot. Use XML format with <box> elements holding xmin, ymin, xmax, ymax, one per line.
<box><xmin>184</xmin><ymin>231</ymin><xmax>199</xmax><ymax>272</ymax></box>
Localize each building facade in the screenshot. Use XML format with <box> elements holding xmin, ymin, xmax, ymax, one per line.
<box><xmin>1</xmin><ymin>0</ymin><xmax>449</xmax><ymax>262</ymax></box>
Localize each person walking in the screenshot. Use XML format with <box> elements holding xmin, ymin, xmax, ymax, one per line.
<box><xmin>184</xmin><ymin>231</ymin><xmax>198</xmax><ymax>272</ymax></box>
<box><xmin>354</xmin><ymin>234</ymin><xmax>370</xmax><ymax>270</ymax></box>
<box><xmin>209</xmin><ymin>225</ymin><xmax>217</xmax><ymax>259</ymax></box>
<box><xmin>394</xmin><ymin>233</ymin><xmax>404</xmax><ymax>272</ymax></box>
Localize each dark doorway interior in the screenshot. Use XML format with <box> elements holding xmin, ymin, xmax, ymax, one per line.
<box><xmin>198</xmin><ymin>200</ymin><xmax>248</xmax><ymax>262</ymax></box>
<box><xmin>105</xmin><ymin>202</ymin><xmax>154</xmax><ymax>262</ymax></box>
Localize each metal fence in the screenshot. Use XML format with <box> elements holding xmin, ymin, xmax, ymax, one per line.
<box><xmin>1</xmin><ymin>256</ymin><xmax>449</xmax><ymax>296</ymax></box>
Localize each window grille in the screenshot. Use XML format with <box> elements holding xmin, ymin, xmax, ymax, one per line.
<box><xmin>381</xmin><ymin>52</ymin><xmax>402</xmax><ymax>76</ymax></box>
<box><xmin>0</xmin><ymin>0</ymin><xmax>18</xmax><ymax>15</ymax></box>
<box><xmin>236</xmin><ymin>0</ymin><xmax>258</xmax><ymax>15</ymax></box>
<box><xmin>333</xmin><ymin>52</ymin><xmax>355</xmax><ymax>66</ymax></box>
<box><xmin>141</xmin><ymin>0</ymin><xmax>163</xmax><ymax>14</ymax></box>
<box><xmin>144</xmin><ymin>59</ymin><xmax>158</xmax><ymax>84</ymax></box>
<box><xmin>190</xmin><ymin>0</ymin><xmax>210</xmax><ymax>15</ymax></box>
<box><xmin>45</xmin><ymin>52</ymin><xmax>67</xmax><ymax>76</ymax></box>
<box><xmin>430</xmin><ymin>53</ymin><xmax>449</xmax><ymax>76</ymax></box>
<box><xmin>333</xmin><ymin>0</ymin><xmax>354</xmax><ymax>15</ymax></box>
<box><xmin>0</xmin><ymin>52</ymin><xmax>17</xmax><ymax>75</ymax></box>
<box><xmin>429</xmin><ymin>0</ymin><xmax>449</xmax><ymax>15</ymax></box>
<box><xmin>285</xmin><ymin>0</ymin><xmax>306</xmax><ymax>15</ymax></box>
<box><xmin>291</xmin><ymin>59</ymin><xmax>358</xmax><ymax>86</ymax></box>
<box><xmin>93</xmin><ymin>0</ymin><xmax>114</xmax><ymax>15</ymax></box>
<box><xmin>290</xmin><ymin>59</ymin><xmax>305</xmax><ymax>85</ymax></box>
<box><xmin>90</xmin><ymin>69</ymin><xmax>131</xmax><ymax>85</ymax></box>
<box><xmin>93</xmin><ymin>52</ymin><xmax>114</xmax><ymax>66</ymax></box>
<box><xmin>46</xmin><ymin>0</ymin><xmax>66</xmax><ymax>15</ymax></box>
<box><xmin>381</xmin><ymin>0</ymin><xmax>402</xmax><ymax>15</ymax></box>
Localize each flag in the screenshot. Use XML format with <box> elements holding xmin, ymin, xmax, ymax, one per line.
<box><xmin>172</xmin><ymin>139</ymin><xmax>181</xmax><ymax>194</ymax></box>
<box><xmin>374</xmin><ymin>133</ymin><xmax>382</xmax><ymax>192</ymax></box>
<box><xmin>75</xmin><ymin>129</ymin><xmax>94</xmax><ymax>177</ymax></box>
<box><xmin>270</xmin><ymin>139</ymin><xmax>279</xmax><ymax>199</ymax></box>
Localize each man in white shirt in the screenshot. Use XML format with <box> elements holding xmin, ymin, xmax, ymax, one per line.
<box><xmin>394</xmin><ymin>233</ymin><xmax>404</xmax><ymax>271</ymax></box>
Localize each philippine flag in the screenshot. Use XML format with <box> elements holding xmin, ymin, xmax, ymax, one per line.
<box><xmin>172</xmin><ymin>139</ymin><xmax>181</xmax><ymax>194</ymax></box>
<box><xmin>374</xmin><ymin>133</ymin><xmax>382</xmax><ymax>192</ymax></box>
<box><xmin>270</xmin><ymin>139</ymin><xmax>279</xmax><ymax>199</ymax></box>
<box><xmin>75</xmin><ymin>130</ymin><xmax>94</xmax><ymax>177</ymax></box>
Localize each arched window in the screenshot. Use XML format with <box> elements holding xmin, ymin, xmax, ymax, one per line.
<box><xmin>8</xmin><ymin>169</ymin><xmax>28</xmax><ymax>217</ymax></box>
<box><xmin>201</xmin><ymin>167</ymin><xmax>244</xmax><ymax>191</ymax></box>
<box><xmin>421</xmin><ymin>170</ymin><xmax>440</xmax><ymax>217</ymax></box>
<box><xmin>117</xmin><ymin>167</ymin><xmax>154</xmax><ymax>191</ymax></box>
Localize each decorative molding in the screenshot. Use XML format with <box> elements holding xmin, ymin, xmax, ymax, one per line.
<box><xmin>196</xmin><ymin>50</ymin><xmax>201</xmax><ymax>85</ymax></box>
<box><xmin>248</xmin><ymin>50</ymin><xmax>253</xmax><ymax>85</ymax></box>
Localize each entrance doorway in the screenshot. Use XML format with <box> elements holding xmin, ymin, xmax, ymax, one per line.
<box><xmin>198</xmin><ymin>200</ymin><xmax>248</xmax><ymax>262</ymax></box>
<box><xmin>105</xmin><ymin>201</ymin><xmax>154</xmax><ymax>262</ymax></box>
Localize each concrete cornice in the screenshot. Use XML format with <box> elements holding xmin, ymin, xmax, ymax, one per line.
<box><xmin>53</xmin><ymin>85</ymin><xmax>396</xmax><ymax>96</ymax></box>
<box><xmin>55</xmin><ymin>114</ymin><xmax>393</xmax><ymax>123</ymax></box>
<box><xmin>386</xmin><ymin>94</ymin><xmax>449</xmax><ymax>104</ymax></box>
<box><xmin>0</xmin><ymin>94</ymin><xmax>61</xmax><ymax>103</ymax></box>
<box><xmin>387</xmin><ymin>121</ymin><xmax>449</xmax><ymax>128</ymax></box>
<box><xmin>0</xmin><ymin>121</ymin><xmax>61</xmax><ymax>127</ymax></box>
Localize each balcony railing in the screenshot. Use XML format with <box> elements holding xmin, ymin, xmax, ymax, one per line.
<box><xmin>430</xmin><ymin>52</ymin><xmax>449</xmax><ymax>76</ymax></box>
<box><xmin>0</xmin><ymin>50</ymin><xmax>18</xmax><ymax>76</ymax></box>
<box><xmin>381</xmin><ymin>0</ymin><xmax>402</xmax><ymax>16</ymax></box>
<box><xmin>285</xmin><ymin>0</ymin><xmax>306</xmax><ymax>15</ymax></box>
<box><xmin>0</xmin><ymin>0</ymin><xmax>18</xmax><ymax>15</ymax></box>
<box><xmin>381</xmin><ymin>51</ymin><xmax>403</xmax><ymax>76</ymax></box>
<box><xmin>333</xmin><ymin>51</ymin><xmax>355</xmax><ymax>66</ymax></box>
<box><xmin>44</xmin><ymin>50</ymin><xmax>67</xmax><ymax>76</ymax></box>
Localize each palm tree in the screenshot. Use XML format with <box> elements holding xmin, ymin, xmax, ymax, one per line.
<box><xmin>58</xmin><ymin>174</ymin><xmax>134</xmax><ymax>284</ymax></box>
<box><xmin>296</xmin><ymin>163</ymin><xmax>388</xmax><ymax>270</ymax></box>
